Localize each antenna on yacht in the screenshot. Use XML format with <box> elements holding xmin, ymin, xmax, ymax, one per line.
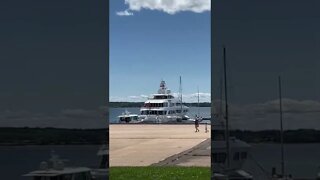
<box><xmin>223</xmin><ymin>46</ymin><xmax>230</xmax><ymax>169</ymax></box>
<box><xmin>278</xmin><ymin>76</ymin><xmax>285</xmax><ymax>177</ymax></box>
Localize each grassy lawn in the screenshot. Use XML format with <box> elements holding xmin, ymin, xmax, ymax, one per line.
<box><xmin>109</xmin><ymin>166</ymin><xmax>210</xmax><ymax>180</ymax></box>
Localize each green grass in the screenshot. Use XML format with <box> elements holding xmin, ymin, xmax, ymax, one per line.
<box><xmin>109</xmin><ymin>166</ymin><xmax>211</xmax><ymax>180</ymax></box>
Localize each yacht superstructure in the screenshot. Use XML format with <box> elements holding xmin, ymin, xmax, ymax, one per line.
<box><xmin>138</xmin><ymin>80</ymin><xmax>190</xmax><ymax>123</ymax></box>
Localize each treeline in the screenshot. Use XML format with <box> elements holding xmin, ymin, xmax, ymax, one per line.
<box><xmin>1</xmin><ymin>127</ymin><xmax>319</xmax><ymax>145</ymax></box>
<box><xmin>230</xmin><ymin>129</ymin><xmax>320</xmax><ymax>143</ymax></box>
<box><xmin>110</xmin><ymin>102</ymin><xmax>211</xmax><ymax>108</ymax></box>
<box><xmin>0</xmin><ymin>127</ymin><xmax>108</xmax><ymax>145</ymax></box>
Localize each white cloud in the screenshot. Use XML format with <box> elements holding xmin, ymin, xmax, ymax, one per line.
<box><xmin>110</xmin><ymin>92</ymin><xmax>211</xmax><ymax>102</ymax></box>
<box><xmin>116</xmin><ymin>9</ymin><xmax>134</xmax><ymax>16</ymax></box>
<box><xmin>213</xmin><ymin>99</ymin><xmax>320</xmax><ymax>130</ymax></box>
<box><xmin>117</xmin><ymin>0</ymin><xmax>211</xmax><ymax>16</ymax></box>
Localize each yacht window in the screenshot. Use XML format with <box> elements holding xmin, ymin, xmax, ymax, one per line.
<box><xmin>176</xmin><ymin>110</ymin><xmax>181</xmax><ymax>113</ymax></box>
<box><xmin>164</xmin><ymin>111</ymin><xmax>167</xmax><ymax>115</ymax></box>
<box><xmin>241</xmin><ymin>152</ymin><xmax>247</xmax><ymax>159</ymax></box>
<box><xmin>233</xmin><ymin>152</ymin><xmax>240</xmax><ymax>161</ymax></box>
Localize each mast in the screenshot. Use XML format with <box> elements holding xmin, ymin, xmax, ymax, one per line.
<box><xmin>180</xmin><ymin>76</ymin><xmax>183</xmax><ymax>117</ymax></box>
<box><xmin>223</xmin><ymin>46</ymin><xmax>230</xmax><ymax>169</ymax></box>
<box><xmin>278</xmin><ymin>76</ymin><xmax>285</xmax><ymax>177</ymax></box>
<box><xmin>219</xmin><ymin>71</ymin><xmax>223</xmax><ymax>122</ymax></box>
<box><xmin>197</xmin><ymin>86</ymin><xmax>200</xmax><ymax>116</ymax></box>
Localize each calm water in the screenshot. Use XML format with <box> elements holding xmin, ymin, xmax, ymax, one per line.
<box><xmin>109</xmin><ymin>107</ymin><xmax>211</xmax><ymax>123</ymax></box>
<box><xmin>1</xmin><ymin>144</ymin><xmax>320</xmax><ymax>179</ymax></box>
<box><xmin>244</xmin><ymin>143</ymin><xmax>320</xmax><ymax>179</ymax></box>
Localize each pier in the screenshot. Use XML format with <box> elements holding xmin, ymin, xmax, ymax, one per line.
<box><xmin>110</xmin><ymin>124</ymin><xmax>210</xmax><ymax>167</ymax></box>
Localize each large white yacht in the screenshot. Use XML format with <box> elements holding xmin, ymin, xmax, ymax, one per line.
<box><xmin>138</xmin><ymin>80</ymin><xmax>190</xmax><ymax>123</ymax></box>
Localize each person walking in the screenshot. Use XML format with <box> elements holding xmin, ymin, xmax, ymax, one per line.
<box><xmin>195</xmin><ymin>115</ymin><xmax>200</xmax><ymax>132</ymax></box>
<box><xmin>205</xmin><ymin>122</ymin><xmax>209</xmax><ymax>133</ymax></box>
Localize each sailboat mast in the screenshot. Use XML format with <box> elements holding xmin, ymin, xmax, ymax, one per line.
<box><xmin>223</xmin><ymin>46</ymin><xmax>230</xmax><ymax>169</ymax></box>
<box><xmin>219</xmin><ymin>71</ymin><xmax>223</xmax><ymax>121</ymax></box>
<box><xmin>278</xmin><ymin>76</ymin><xmax>285</xmax><ymax>177</ymax></box>
<box><xmin>180</xmin><ymin>76</ymin><xmax>183</xmax><ymax>117</ymax></box>
<box><xmin>197</xmin><ymin>86</ymin><xmax>200</xmax><ymax>116</ymax></box>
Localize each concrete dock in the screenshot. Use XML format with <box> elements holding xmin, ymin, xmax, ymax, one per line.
<box><xmin>110</xmin><ymin>124</ymin><xmax>210</xmax><ymax>167</ymax></box>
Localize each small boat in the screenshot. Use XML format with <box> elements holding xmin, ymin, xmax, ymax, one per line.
<box><xmin>23</xmin><ymin>151</ymin><xmax>93</xmax><ymax>180</ymax></box>
<box><xmin>118</xmin><ymin>110</ymin><xmax>141</xmax><ymax>123</ymax></box>
<box><xmin>23</xmin><ymin>145</ymin><xmax>109</xmax><ymax>180</ymax></box>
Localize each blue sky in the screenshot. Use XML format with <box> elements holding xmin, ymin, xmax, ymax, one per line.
<box><xmin>110</xmin><ymin>0</ymin><xmax>211</xmax><ymax>102</ymax></box>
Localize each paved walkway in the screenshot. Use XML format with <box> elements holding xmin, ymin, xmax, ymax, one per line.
<box><xmin>110</xmin><ymin>124</ymin><xmax>210</xmax><ymax>167</ymax></box>
<box><xmin>151</xmin><ymin>138</ymin><xmax>211</xmax><ymax>167</ymax></box>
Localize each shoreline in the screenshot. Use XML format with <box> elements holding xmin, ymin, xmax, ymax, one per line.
<box><xmin>0</xmin><ymin>127</ymin><xmax>319</xmax><ymax>145</ymax></box>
